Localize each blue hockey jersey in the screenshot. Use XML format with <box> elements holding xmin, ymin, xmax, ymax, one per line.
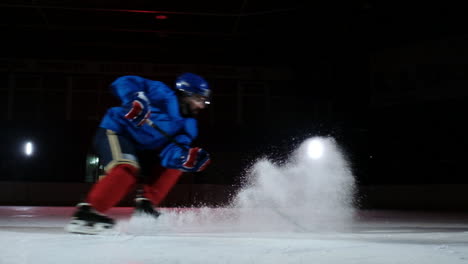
<box><xmin>99</xmin><ymin>76</ymin><xmax>198</xmax><ymax>160</ymax></box>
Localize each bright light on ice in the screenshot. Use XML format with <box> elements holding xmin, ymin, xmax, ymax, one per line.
<box><xmin>24</xmin><ymin>142</ymin><xmax>33</xmax><ymax>156</ymax></box>
<box><xmin>306</xmin><ymin>138</ymin><xmax>324</xmax><ymax>159</ymax></box>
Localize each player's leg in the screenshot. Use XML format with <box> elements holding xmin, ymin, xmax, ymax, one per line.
<box><xmin>66</xmin><ymin>128</ymin><xmax>140</xmax><ymax>234</ymax></box>
<box><xmin>87</xmin><ymin>128</ymin><xmax>140</xmax><ymax>211</ymax></box>
<box><xmin>143</xmin><ymin>166</ymin><xmax>183</xmax><ymax>206</ymax></box>
<box><xmin>135</xmin><ymin>164</ymin><xmax>183</xmax><ymax>218</ymax></box>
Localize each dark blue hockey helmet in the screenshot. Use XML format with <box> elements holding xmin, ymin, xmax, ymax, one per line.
<box><xmin>175</xmin><ymin>73</ymin><xmax>211</xmax><ymax>103</ymax></box>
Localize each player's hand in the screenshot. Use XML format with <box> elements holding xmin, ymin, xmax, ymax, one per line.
<box><xmin>124</xmin><ymin>91</ymin><xmax>151</xmax><ymax>127</ymax></box>
<box><xmin>180</xmin><ymin>147</ymin><xmax>211</xmax><ymax>172</ymax></box>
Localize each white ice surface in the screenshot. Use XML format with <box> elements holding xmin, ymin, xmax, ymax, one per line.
<box><xmin>1</xmin><ymin>207</ymin><xmax>468</xmax><ymax>264</ymax></box>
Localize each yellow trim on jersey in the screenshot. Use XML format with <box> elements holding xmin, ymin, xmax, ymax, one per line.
<box><xmin>102</xmin><ymin>130</ymin><xmax>139</xmax><ymax>174</ymax></box>
<box><xmin>107</xmin><ymin>130</ymin><xmax>122</xmax><ymax>160</ymax></box>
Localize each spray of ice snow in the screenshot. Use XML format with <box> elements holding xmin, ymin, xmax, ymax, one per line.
<box><xmin>232</xmin><ymin>136</ymin><xmax>356</xmax><ymax>232</ymax></box>
<box><xmin>125</xmin><ymin>136</ymin><xmax>356</xmax><ymax>234</ymax></box>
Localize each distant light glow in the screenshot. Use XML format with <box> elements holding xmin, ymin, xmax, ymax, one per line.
<box><xmin>89</xmin><ymin>157</ymin><xmax>99</xmax><ymax>165</ymax></box>
<box><xmin>24</xmin><ymin>142</ymin><xmax>33</xmax><ymax>156</ymax></box>
<box><xmin>307</xmin><ymin>138</ymin><xmax>324</xmax><ymax>159</ymax></box>
<box><xmin>155</xmin><ymin>15</ymin><xmax>168</xmax><ymax>20</ymax></box>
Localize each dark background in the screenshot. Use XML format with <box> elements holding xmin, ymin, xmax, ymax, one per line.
<box><xmin>0</xmin><ymin>1</ymin><xmax>467</xmax><ymax>193</ymax></box>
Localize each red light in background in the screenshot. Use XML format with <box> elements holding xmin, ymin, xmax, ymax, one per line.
<box><xmin>155</xmin><ymin>15</ymin><xmax>168</xmax><ymax>20</ymax></box>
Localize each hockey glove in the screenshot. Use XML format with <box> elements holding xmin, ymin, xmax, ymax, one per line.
<box><xmin>124</xmin><ymin>91</ymin><xmax>151</xmax><ymax>127</ymax></box>
<box><xmin>181</xmin><ymin>147</ymin><xmax>211</xmax><ymax>172</ymax></box>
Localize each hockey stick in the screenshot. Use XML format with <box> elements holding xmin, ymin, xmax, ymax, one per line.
<box><xmin>268</xmin><ymin>205</ymin><xmax>309</xmax><ymax>232</ymax></box>
<box><xmin>146</xmin><ymin>119</ymin><xmax>308</xmax><ymax>232</ymax></box>
<box><xmin>131</xmin><ymin>120</ymin><xmax>190</xmax><ymax>207</ymax></box>
<box><xmin>146</xmin><ymin>120</ymin><xmax>307</xmax><ymax>231</ymax></box>
<box><xmin>145</xmin><ymin>119</ymin><xmax>189</xmax><ymax>151</ymax></box>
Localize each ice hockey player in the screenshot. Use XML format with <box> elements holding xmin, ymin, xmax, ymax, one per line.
<box><xmin>65</xmin><ymin>73</ymin><xmax>212</xmax><ymax>234</ymax></box>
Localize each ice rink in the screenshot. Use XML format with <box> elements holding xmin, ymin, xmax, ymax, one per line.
<box><xmin>1</xmin><ymin>206</ymin><xmax>468</xmax><ymax>264</ymax></box>
<box><xmin>2</xmin><ymin>137</ymin><xmax>467</xmax><ymax>263</ymax></box>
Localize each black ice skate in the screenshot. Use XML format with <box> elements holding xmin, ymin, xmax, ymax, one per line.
<box><xmin>65</xmin><ymin>203</ymin><xmax>115</xmax><ymax>234</ymax></box>
<box><xmin>134</xmin><ymin>197</ymin><xmax>161</xmax><ymax>219</ymax></box>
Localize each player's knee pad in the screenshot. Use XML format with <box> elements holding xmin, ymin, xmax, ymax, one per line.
<box><xmin>99</xmin><ymin>163</ymin><xmax>139</xmax><ymax>181</ymax></box>
<box><xmin>114</xmin><ymin>163</ymin><xmax>139</xmax><ymax>175</ymax></box>
<box><xmin>104</xmin><ymin>158</ymin><xmax>139</xmax><ymax>173</ymax></box>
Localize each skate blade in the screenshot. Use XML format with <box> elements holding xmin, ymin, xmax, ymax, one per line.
<box><xmin>65</xmin><ymin>220</ymin><xmax>115</xmax><ymax>235</ymax></box>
